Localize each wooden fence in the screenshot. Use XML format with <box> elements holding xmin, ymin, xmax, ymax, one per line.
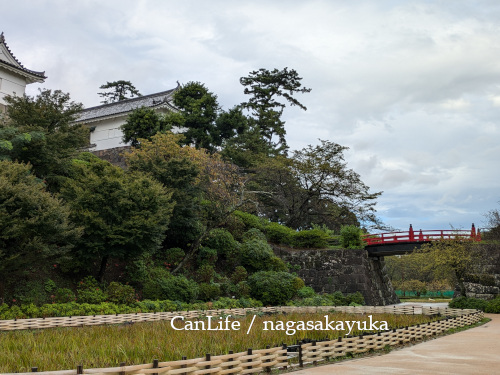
<box><xmin>1</xmin><ymin>306</ymin><xmax>484</xmax><ymax>375</ymax></box>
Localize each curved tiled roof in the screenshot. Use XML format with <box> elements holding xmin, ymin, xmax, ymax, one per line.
<box><xmin>0</xmin><ymin>32</ymin><xmax>46</xmax><ymax>81</ymax></box>
<box><xmin>76</xmin><ymin>88</ymin><xmax>178</xmax><ymax>123</ymax></box>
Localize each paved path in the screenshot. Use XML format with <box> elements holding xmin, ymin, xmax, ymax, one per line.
<box><xmin>290</xmin><ymin>314</ymin><xmax>499</xmax><ymax>375</ymax></box>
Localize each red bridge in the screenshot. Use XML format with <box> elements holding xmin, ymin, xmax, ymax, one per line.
<box><xmin>362</xmin><ymin>224</ymin><xmax>482</xmax><ymax>257</ymax></box>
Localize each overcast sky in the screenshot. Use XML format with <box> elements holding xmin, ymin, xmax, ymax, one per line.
<box><xmin>3</xmin><ymin>0</ymin><xmax>500</xmax><ymax>232</ymax></box>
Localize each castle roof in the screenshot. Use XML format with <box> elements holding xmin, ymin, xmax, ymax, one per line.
<box><xmin>0</xmin><ymin>32</ymin><xmax>46</xmax><ymax>83</ymax></box>
<box><xmin>76</xmin><ymin>87</ymin><xmax>178</xmax><ymax>123</ymax></box>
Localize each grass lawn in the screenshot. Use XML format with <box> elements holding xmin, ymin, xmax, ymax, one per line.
<box><xmin>0</xmin><ymin>312</ymin><xmax>440</xmax><ymax>372</ymax></box>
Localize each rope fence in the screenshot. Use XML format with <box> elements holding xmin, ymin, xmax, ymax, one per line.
<box><xmin>1</xmin><ymin>306</ymin><xmax>484</xmax><ymax>375</ymax></box>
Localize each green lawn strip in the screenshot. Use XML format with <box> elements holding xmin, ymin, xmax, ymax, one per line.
<box><xmin>0</xmin><ymin>312</ymin><xmax>439</xmax><ymax>372</ymax></box>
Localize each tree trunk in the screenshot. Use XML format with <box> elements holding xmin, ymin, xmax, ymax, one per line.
<box><xmin>97</xmin><ymin>255</ymin><xmax>109</xmax><ymax>282</ymax></box>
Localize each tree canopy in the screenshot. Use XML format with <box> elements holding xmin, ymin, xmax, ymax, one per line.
<box><xmin>0</xmin><ymin>89</ymin><xmax>89</xmax><ymax>188</ymax></box>
<box><xmin>98</xmin><ymin>80</ymin><xmax>142</xmax><ymax>104</ymax></box>
<box><xmin>59</xmin><ymin>153</ymin><xmax>174</xmax><ymax>280</ymax></box>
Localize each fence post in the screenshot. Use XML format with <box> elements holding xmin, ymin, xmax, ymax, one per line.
<box><xmin>298</xmin><ymin>341</ymin><xmax>303</xmax><ymax>368</ymax></box>
<box><xmin>228</xmin><ymin>351</ymin><xmax>234</xmax><ymax>375</ymax></box>
<box><xmin>247</xmin><ymin>348</ymin><xmax>253</xmax><ymax>371</ymax></box>
<box><xmin>471</xmin><ymin>223</ymin><xmax>476</xmax><ymax>239</ymax></box>
<box><xmin>152</xmin><ymin>359</ymin><xmax>158</xmax><ymax>375</ymax></box>
<box><xmin>119</xmin><ymin>362</ymin><xmax>125</xmax><ymax>375</ymax></box>
<box><xmin>77</xmin><ymin>365</ymin><xmax>83</xmax><ymax>375</ymax></box>
<box><xmin>205</xmin><ymin>354</ymin><xmax>211</xmax><ymax>370</ymax></box>
<box><xmin>282</xmin><ymin>344</ymin><xmax>288</xmax><ymax>370</ymax></box>
<box><xmin>409</xmin><ymin>224</ymin><xmax>414</xmax><ymax>241</ymax></box>
<box><xmin>181</xmin><ymin>356</ymin><xmax>187</xmax><ymax>375</ymax></box>
<box><xmin>31</xmin><ymin>367</ymin><xmax>37</xmax><ymax>372</ymax></box>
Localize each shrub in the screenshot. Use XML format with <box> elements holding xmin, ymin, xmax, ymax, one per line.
<box><xmin>248</xmin><ymin>271</ymin><xmax>303</xmax><ymax>305</ymax></box>
<box><xmin>54</xmin><ymin>288</ymin><xmax>76</xmax><ymax>303</ymax></box>
<box><xmin>265</xmin><ymin>222</ymin><xmax>294</xmax><ymax>244</ymax></box>
<box><xmin>485</xmin><ymin>297</ymin><xmax>500</xmax><ymax>313</ymax></box>
<box><xmin>268</xmin><ymin>256</ymin><xmax>289</xmax><ymax>272</ymax></box>
<box><xmin>203</xmin><ymin>229</ymin><xmax>239</xmax><ymax>257</ymax></box>
<box><xmin>107</xmin><ymin>282</ymin><xmax>136</xmax><ymax>305</ymax></box>
<box><xmin>77</xmin><ymin>276</ymin><xmax>107</xmax><ymax>304</ymax></box>
<box><xmin>141</xmin><ymin>267</ymin><xmax>172</xmax><ymax>300</ymax></box>
<box><xmin>292</xmin><ymin>229</ymin><xmax>329</xmax><ymax>248</ymax></box>
<box><xmin>231</xmin><ymin>266</ymin><xmax>248</xmax><ymax>284</ymax></box>
<box><xmin>346</xmin><ymin>291</ymin><xmax>365</xmax><ymax>305</ymax></box>
<box><xmin>157</xmin><ymin>275</ymin><xmax>200</xmax><ymax>303</ymax></box>
<box><xmin>233</xmin><ymin>210</ymin><xmax>266</xmax><ymax>231</ymax></box>
<box><xmin>340</xmin><ymin>225</ymin><xmax>364</xmax><ymax>249</ymax></box>
<box><xmin>161</xmin><ymin>247</ymin><xmax>185</xmax><ymax>267</ymax></box>
<box><xmin>239</xmin><ymin>239</ymin><xmax>274</xmax><ymax>272</ymax></box>
<box><xmin>13</xmin><ymin>281</ymin><xmax>49</xmax><ymax>305</ymax></box>
<box><xmin>242</xmin><ymin>228</ymin><xmax>267</xmax><ymax>242</ymax></box>
<box><xmin>297</xmin><ymin>286</ymin><xmax>316</xmax><ymax>298</ymax></box>
<box><xmin>198</xmin><ymin>247</ymin><xmax>218</xmax><ymax>266</ymax></box>
<box><xmin>199</xmin><ymin>283</ymin><xmax>222</xmax><ymax>301</ymax></box>
<box><xmin>196</xmin><ymin>264</ymin><xmax>216</xmax><ymax>283</ymax></box>
<box><xmin>449</xmin><ymin>296</ymin><xmax>488</xmax><ymax>311</ymax></box>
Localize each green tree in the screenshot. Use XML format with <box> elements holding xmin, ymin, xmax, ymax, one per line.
<box><xmin>0</xmin><ymin>89</ymin><xmax>89</xmax><ymax>187</ymax></box>
<box><xmin>121</xmin><ymin>107</ymin><xmax>172</xmax><ymax>147</ymax></box>
<box><xmin>416</xmin><ymin>239</ymin><xmax>480</xmax><ymax>296</ymax></box>
<box><xmin>251</xmin><ymin>140</ymin><xmax>380</xmax><ymax>230</ymax></box>
<box><xmin>240</xmin><ymin>67</ymin><xmax>311</xmax><ymax>152</ymax></box>
<box><xmin>125</xmin><ymin>132</ymin><xmax>246</xmax><ymax>273</ymax></box>
<box><xmin>171</xmin><ymin>82</ymin><xmax>220</xmax><ymax>150</ymax></box>
<box><xmin>59</xmin><ymin>153</ymin><xmax>174</xmax><ymax>280</ymax></box>
<box><xmin>98</xmin><ymin>80</ymin><xmax>141</xmax><ymax>104</ymax></box>
<box><xmin>0</xmin><ymin>161</ymin><xmax>80</xmax><ymax>301</ymax></box>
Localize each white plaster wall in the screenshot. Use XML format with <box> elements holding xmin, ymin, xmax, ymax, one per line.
<box><xmin>0</xmin><ymin>68</ymin><xmax>27</xmax><ymax>105</ymax></box>
<box><xmin>88</xmin><ymin>116</ymin><xmax>130</xmax><ymax>151</ymax></box>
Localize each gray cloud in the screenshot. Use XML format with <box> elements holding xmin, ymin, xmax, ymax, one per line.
<box><xmin>3</xmin><ymin>0</ymin><xmax>499</xmax><ymax>231</ymax></box>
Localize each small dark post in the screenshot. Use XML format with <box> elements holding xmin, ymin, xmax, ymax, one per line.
<box><xmin>312</xmin><ymin>340</ymin><xmax>317</xmax><ymax>366</ymax></box>
<box><xmin>153</xmin><ymin>359</ymin><xmax>158</xmax><ymax>375</ymax></box>
<box><xmin>181</xmin><ymin>356</ymin><xmax>187</xmax><ymax>375</ymax></box>
<box><xmin>205</xmin><ymin>354</ymin><xmax>211</xmax><ymax>370</ymax></box>
<box><xmin>298</xmin><ymin>341</ymin><xmax>303</xmax><ymax>368</ymax></box>
<box><xmin>265</xmin><ymin>345</ymin><xmax>271</xmax><ymax>373</ymax></box>
<box><xmin>282</xmin><ymin>344</ymin><xmax>288</xmax><ymax>370</ymax></box>
<box><xmin>119</xmin><ymin>362</ymin><xmax>126</xmax><ymax>375</ymax></box>
<box><xmin>31</xmin><ymin>367</ymin><xmax>38</xmax><ymax>372</ymax></box>
<box><xmin>77</xmin><ymin>365</ymin><xmax>83</xmax><ymax>375</ymax></box>
<box><xmin>247</xmin><ymin>348</ymin><xmax>253</xmax><ymax>370</ymax></box>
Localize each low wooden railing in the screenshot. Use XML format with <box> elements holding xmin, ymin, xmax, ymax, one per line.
<box><xmin>1</xmin><ymin>306</ymin><xmax>484</xmax><ymax>375</ymax></box>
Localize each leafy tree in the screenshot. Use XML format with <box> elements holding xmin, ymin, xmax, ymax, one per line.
<box><xmin>484</xmin><ymin>203</ymin><xmax>500</xmax><ymax>240</ymax></box>
<box><xmin>0</xmin><ymin>89</ymin><xmax>89</xmax><ymax>187</ymax></box>
<box><xmin>251</xmin><ymin>140</ymin><xmax>380</xmax><ymax>230</ymax></box>
<box><xmin>125</xmin><ymin>132</ymin><xmax>246</xmax><ymax>273</ymax></box>
<box><xmin>98</xmin><ymin>80</ymin><xmax>141</xmax><ymax>104</ymax></box>
<box><xmin>0</xmin><ymin>161</ymin><xmax>80</xmax><ymax>301</ymax></box>
<box><xmin>121</xmin><ymin>107</ymin><xmax>172</xmax><ymax>147</ymax></box>
<box><xmin>240</xmin><ymin>67</ymin><xmax>311</xmax><ymax>152</ymax></box>
<box><xmin>171</xmin><ymin>82</ymin><xmax>220</xmax><ymax>150</ymax></box>
<box><xmin>416</xmin><ymin>239</ymin><xmax>480</xmax><ymax>296</ymax></box>
<box><xmin>59</xmin><ymin>153</ymin><xmax>174</xmax><ymax>280</ymax></box>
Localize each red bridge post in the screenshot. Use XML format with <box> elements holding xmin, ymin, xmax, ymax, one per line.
<box><xmin>409</xmin><ymin>224</ymin><xmax>414</xmax><ymax>242</ymax></box>
<box><xmin>471</xmin><ymin>223</ymin><xmax>476</xmax><ymax>239</ymax></box>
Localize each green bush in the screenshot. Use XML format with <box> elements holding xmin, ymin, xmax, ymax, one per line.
<box><xmin>485</xmin><ymin>297</ymin><xmax>500</xmax><ymax>313</ymax></box>
<box><xmin>54</xmin><ymin>288</ymin><xmax>76</xmax><ymax>303</ymax></box>
<box><xmin>161</xmin><ymin>247</ymin><xmax>185</xmax><ymax>268</ymax></box>
<box><xmin>231</xmin><ymin>266</ymin><xmax>248</xmax><ymax>284</ymax></box>
<box><xmin>248</xmin><ymin>271</ymin><xmax>303</xmax><ymax>306</ymax></box>
<box><xmin>340</xmin><ymin>225</ymin><xmax>364</xmax><ymax>249</ymax></box>
<box><xmin>449</xmin><ymin>296</ymin><xmax>488</xmax><ymax>311</ymax></box>
<box><xmin>242</xmin><ymin>228</ymin><xmax>267</xmax><ymax>242</ymax></box>
<box><xmin>77</xmin><ymin>276</ymin><xmax>107</xmax><ymax>304</ymax></box>
<box><xmin>196</xmin><ymin>264</ymin><xmax>216</xmax><ymax>283</ymax></box>
<box><xmin>268</xmin><ymin>256</ymin><xmax>289</xmax><ymax>272</ymax></box>
<box><xmin>239</xmin><ymin>238</ymin><xmax>275</xmax><ymax>271</ymax></box>
<box><xmin>203</xmin><ymin>229</ymin><xmax>239</xmax><ymax>257</ymax></box>
<box><xmin>233</xmin><ymin>211</ymin><xmax>266</xmax><ymax>231</ymax></box>
<box><xmin>292</xmin><ymin>229</ymin><xmax>329</xmax><ymax>248</ymax></box>
<box><xmin>346</xmin><ymin>291</ymin><xmax>365</xmax><ymax>305</ymax></box>
<box><xmin>265</xmin><ymin>222</ymin><xmax>294</xmax><ymax>244</ymax></box>
<box><xmin>157</xmin><ymin>275</ymin><xmax>199</xmax><ymax>303</ymax></box>
<box><xmin>198</xmin><ymin>283</ymin><xmax>222</xmax><ymax>301</ymax></box>
<box><xmin>198</xmin><ymin>247</ymin><xmax>218</xmax><ymax>266</ymax></box>
<box><xmin>141</xmin><ymin>267</ymin><xmax>172</xmax><ymax>300</ymax></box>
<box><xmin>106</xmin><ymin>282</ymin><xmax>136</xmax><ymax>305</ymax></box>
<box><xmin>297</xmin><ymin>286</ymin><xmax>316</xmax><ymax>298</ymax></box>
<box><xmin>13</xmin><ymin>281</ymin><xmax>49</xmax><ymax>305</ymax></box>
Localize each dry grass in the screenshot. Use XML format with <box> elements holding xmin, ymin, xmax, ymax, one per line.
<box><xmin>0</xmin><ymin>312</ymin><xmax>439</xmax><ymax>372</ymax></box>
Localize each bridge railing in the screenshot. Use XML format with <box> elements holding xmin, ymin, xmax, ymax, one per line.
<box><xmin>362</xmin><ymin>224</ymin><xmax>481</xmax><ymax>246</ymax></box>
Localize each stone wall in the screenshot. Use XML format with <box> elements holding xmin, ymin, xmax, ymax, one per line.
<box><xmin>275</xmin><ymin>247</ymin><xmax>399</xmax><ymax>306</ymax></box>
<box><xmin>91</xmin><ymin>146</ymin><xmax>131</xmax><ymax>169</ymax></box>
